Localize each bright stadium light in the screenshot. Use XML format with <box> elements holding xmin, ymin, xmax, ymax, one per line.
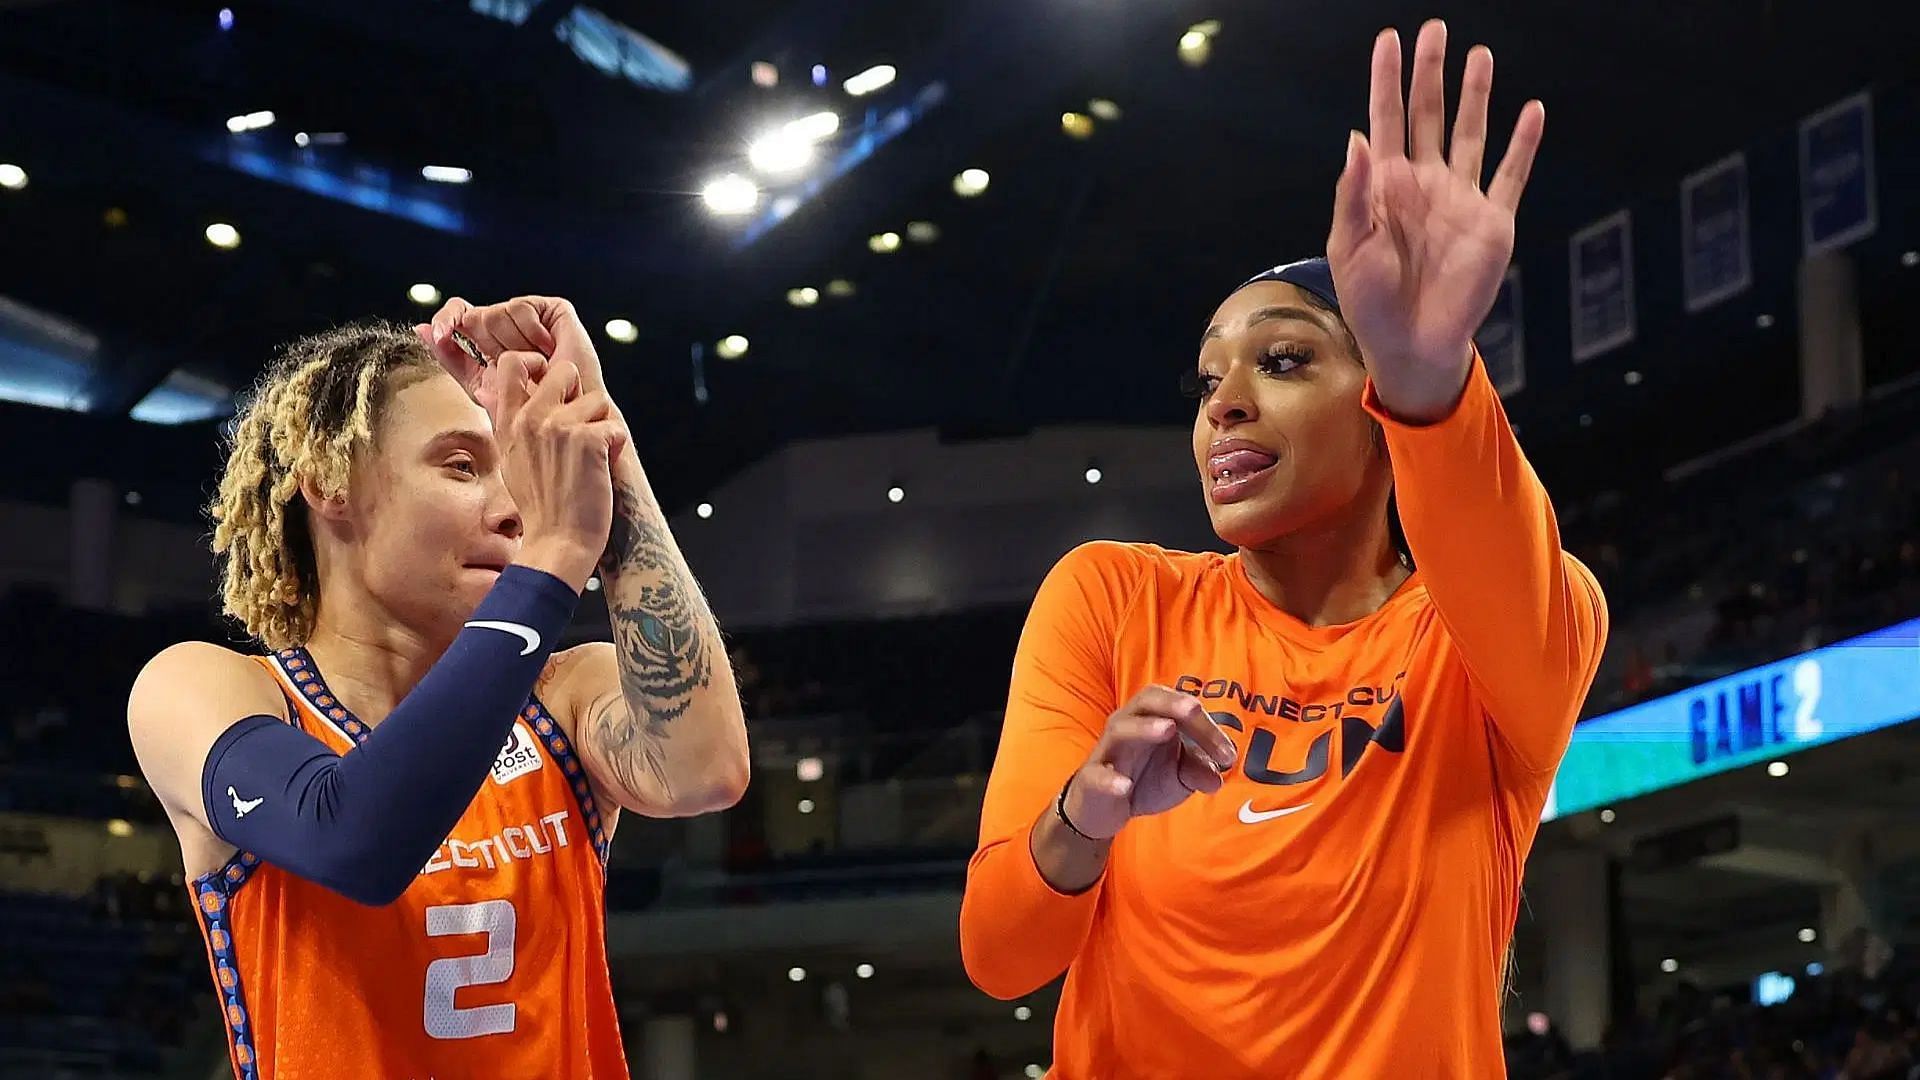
<box><xmin>702</xmin><ymin>174</ymin><xmax>760</xmax><ymax>216</ymax></box>
<box><xmin>855</xmin><ymin>963</ymin><xmax>874</xmax><ymax>979</ymax></box>
<box><xmin>843</xmin><ymin>64</ymin><xmax>897</xmax><ymax>97</ymax></box>
<box><xmin>422</xmin><ymin>165</ymin><xmax>473</xmax><ymax>184</ymax></box>
<box><xmin>205</xmin><ymin>222</ymin><xmax>241</xmax><ymax>249</ymax></box>
<box><xmin>953</xmin><ymin>168</ymin><xmax>990</xmax><ymax>197</ymax></box>
<box><xmin>1798</xmin><ymin>927</ymin><xmax>1817</xmax><ymax>943</ymax></box>
<box><xmin>788</xmin><ymin>966</ymin><xmax>807</xmax><ymax>982</ymax></box>
<box><xmin>716</xmin><ymin>335</ymin><xmax>750</xmax><ymax>360</ymax></box>
<box><xmin>1014</xmin><ymin>1006</ymin><xmax>1032</xmax><ymax>1021</ymax></box>
<box><xmin>0</xmin><ymin>163</ymin><xmax>26</xmax><ymax>190</ymax></box>
<box><xmin>1660</xmin><ymin>958</ymin><xmax>1679</xmax><ymax>973</ymax></box>
<box><xmin>605</xmin><ymin>318</ymin><xmax>638</xmax><ymax>344</ymax></box>
<box><xmin>789</xmin><ymin>110</ymin><xmax>840</xmax><ymax>142</ymax></box>
<box><xmin>226</xmin><ymin>110</ymin><xmax>276</xmax><ymax>134</ymax></box>
<box><xmin>749</xmin><ymin>129</ymin><xmax>814</xmax><ymax>174</ymax></box>
<box><xmin>886</xmin><ymin>485</ymin><xmax>904</xmax><ymax>504</ymax></box>
<box><xmin>1084</xmin><ymin>466</ymin><xmax>1102</xmax><ymax>485</ymax></box>
<box><xmin>696</xmin><ymin>502</ymin><xmax>714</xmax><ymax>519</ymax></box>
<box><xmin>409</xmin><ymin>283</ymin><xmax>441</xmax><ymax>306</ymax></box>
<box><xmin>1767</xmin><ymin>760</ymin><xmax>1789</xmax><ymax>778</ymax></box>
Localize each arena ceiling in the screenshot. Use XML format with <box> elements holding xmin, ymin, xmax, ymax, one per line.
<box><xmin>0</xmin><ymin>0</ymin><xmax>1915</xmax><ymax>518</ymax></box>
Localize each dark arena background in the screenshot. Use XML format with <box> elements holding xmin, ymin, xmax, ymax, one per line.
<box><xmin>3</xmin><ymin>1</ymin><xmax>1920</xmax><ymax>1077</ymax></box>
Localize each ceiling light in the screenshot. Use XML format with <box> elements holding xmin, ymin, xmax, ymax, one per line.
<box><xmin>796</xmin><ymin>756</ymin><xmax>823</xmax><ymax>782</ymax></box>
<box><xmin>887</xmin><ymin>486</ymin><xmax>904</xmax><ymax>504</ymax></box>
<box><xmin>0</xmin><ymin>163</ymin><xmax>28</xmax><ymax>190</ymax></box>
<box><xmin>844</xmin><ymin>64</ymin><xmax>897</xmax><ymax>97</ymax></box>
<box><xmin>1798</xmin><ymin>927</ymin><xmax>1817</xmax><ymax>943</ymax></box>
<box><xmin>107</xmin><ymin>819</ymin><xmax>134</xmax><ymax>838</ymax></box>
<box><xmin>906</xmin><ymin>221</ymin><xmax>940</xmax><ymax>244</ymax></box>
<box><xmin>702</xmin><ymin>174</ymin><xmax>760</xmax><ymax>216</ymax></box>
<box><xmin>787</xmin><ymin>286</ymin><xmax>820</xmax><ymax>307</ymax></box>
<box><xmin>218</xmin><ymin>7</ymin><xmax>233</xmax><ymax>30</ymax></box>
<box><xmin>1660</xmin><ymin>958</ymin><xmax>1678</xmax><ymax>973</ymax></box>
<box><xmin>1599</xmin><ymin>808</ymin><xmax>1616</xmax><ymax>824</ymax></box>
<box><xmin>1902</xmin><ymin>250</ymin><xmax>1919</xmax><ymax>268</ymax></box>
<box><xmin>422</xmin><ymin>165</ymin><xmax>472</xmax><ymax>184</ymax></box>
<box><xmin>1084</xmin><ymin>466</ymin><xmax>1102</xmax><ymax>484</ymax></box>
<box><xmin>1061</xmin><ymin>112</ymin><xmax>1095</xmax><ymax>140</ymax></box>
<box><xmin>1088</xmin><ymin>98</ymin><xmax>1121</xmax><ymax>122</ymax></box>
<box><xmin>797</xmin><ymin>798</ymin><xmax>816</xmax><ymax>814</ymax></box>
<box><xmin>869</xmin><ymin>231</ymin><xmax>902</xmax><ymax>254</ymax></box>
<box><xmin>716</xmin><ymin>335</ymin><xmax>750</xmax><ymax>360</ymax></box>
<box><xmin>748</xmin><ymin>129</ymin><xmax>814</xmax><ymax>174</ymax></box>
<box><xmin>585</xmin><ymin>576</ymin><xmax>601</xmax><ymax>591</ymax></box>
<box><xmin>604</xmin><ymin>318</ymin><xmax>638</xmax><ymax>343</ymax></box>
<box><xmin>1756</xmin><ymin>313</ymin><xmax>1776</xmax><ymax>329</ymax></box>
<box><xmin>810</xmin><ymin>64</ymin><xmax>828</xmax><ymax>87</ymax></box>
<box><xmin>1014</xmin><ymin>1005</ymin><xmax>1032</xmax><ymax>1021</ymax></box>
<box><xmin>788</xmin><ymin>111</ymin><xmax>840</xmax><ymax>142</ymax></box>
<box><xmin>1767</xmin><ymin>760</ymin><xmax>1789</xmax><ymax>777</ymax></box>
<box><xmin>226</xmin><ymin>110</ymin><xmax>275</xmax><ymax>134</ymax></box>
<box><xmin>409</xmin><ymin>283</ymin><xmax>441</xmax><ymax>306</ymax></box>
<box><xmin>205</xmin><ymin>222</ymin><xmax>241</xmax><ymax>249</ymax></box>
<box><xmin>826</xmin><ymin>278</ymin><xmax>856</xmax><ymax>298</ymax></box>
<box><xmin>953</xmin><ymin>168</ymin><xmax>990</xmax><ymax>197</ymax></box>
<box><xmin>294</xmin><ymin>131</ymin><xmax>311</xmax><ymax>148</ymax></box>
<box><xmin>1624</xmin><ymin>370</ymin><xmax>1642</xmax><ymax>386</ymax></box>
<box><xmin>695</xmin><ymin>502</ymin><xmax>713</xmax><ymax>519</ymax></box>
<box><xmin>788</xmin><ymin>966</ymin><xmax>807</xmax><ymax>982</ymax></box>
<box><xmin>855</xmin><ymin>963</ymin><xmax>874</xmax><ymax>979</ymax></box>
<box><xmin>751</xmin><ymin>61</ymin><xmax>778</xmax><ymax>88</ymax></box>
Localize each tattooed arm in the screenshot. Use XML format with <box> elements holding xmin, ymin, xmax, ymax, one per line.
<box><xmin>543</xmin><ymin>460</ymin><xmax>749</xmax><ymax>818</ymax></box>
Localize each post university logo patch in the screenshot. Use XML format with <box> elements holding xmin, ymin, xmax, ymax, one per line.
<box><xmin>490</xmin><ymin>721</ymin><xmax>544</xmax><ymax>786</ymax></box>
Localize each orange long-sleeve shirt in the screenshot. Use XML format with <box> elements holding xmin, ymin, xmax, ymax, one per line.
<box><xmin>959</xmin><ymin>355</ymin><xmax>1608</xmax><ymax>1079</ymax></box>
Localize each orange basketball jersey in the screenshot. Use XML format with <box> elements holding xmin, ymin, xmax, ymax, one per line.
<box><xmin>187</xmin><ymin>647</ymin><xmax>630</xmax><ymax>1079</ymax></box>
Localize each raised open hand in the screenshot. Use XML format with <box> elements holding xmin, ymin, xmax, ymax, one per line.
<box><xmin>1327</xmin><ymin>20</ymin><xmax>1544</xmax><ymax>421</ymax></box>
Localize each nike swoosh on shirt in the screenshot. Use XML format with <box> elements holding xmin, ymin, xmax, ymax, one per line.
<box><xmin>465</xmin><ymin>619</ymin><xmax>542</xmax><ymax>656</ymax></box>
<box><xmin>1237</xmin><ymin>799</ymin><xmax>1311</xmax><ymax>824</ymax></box>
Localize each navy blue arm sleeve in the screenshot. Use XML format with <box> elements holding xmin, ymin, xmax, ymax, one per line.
<box><xmin>200</xmin><ymin>565</ymin><xmax>581</xmax><ymax>905</ymax></box>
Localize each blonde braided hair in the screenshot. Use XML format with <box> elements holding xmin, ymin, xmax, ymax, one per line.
<box><xmin>209</xmin><ymin>321</ymin><xmax>441</xmax><ymax>650</ymax></box>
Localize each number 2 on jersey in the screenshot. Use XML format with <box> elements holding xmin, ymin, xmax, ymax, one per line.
<box><xmin>424</xmin><ymin>899</ymin><xmax>517</xmax><ymax>1039</ymax></box>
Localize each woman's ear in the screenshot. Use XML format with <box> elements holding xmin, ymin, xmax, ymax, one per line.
<box><xmin>298</xmin><ymin>474</ymin><xmax>349</xmax><ymax>523</ymax></box>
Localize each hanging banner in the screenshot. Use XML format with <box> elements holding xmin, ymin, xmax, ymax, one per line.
<box><xmin>1800</xmin><ymin>91</ymin><xmax>1877</xmax><ymax>254</ymax></box>
<box><xmin>1681</xmin><ymin>152</ymin><xmax>1751</xmax><ymax>312</ymax></box>
<box><xmin>1570</xmin><ymin>210</ymin><xmax>1635</xmax><ymax>362</ymax></box>
<box><xmin>1477</xmin><ymin>265</ymin><xmax>1525</xmax><ymax>397</ymax></box>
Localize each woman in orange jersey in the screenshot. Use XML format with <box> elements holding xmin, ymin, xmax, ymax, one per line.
<box><xmin>960</xmin><ymin>20</ymin><xmax>1607</xmax><ymax>1080</ymax></box>
<box><xmin>128</xmin><ymin>299</ymin><xmax>748</xmax><ymax>1079</ymax></box>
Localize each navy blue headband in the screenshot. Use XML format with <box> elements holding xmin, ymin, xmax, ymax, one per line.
<box><xmin>1237</xmin><ymin>257</ymin><xmax>1339</xmax><ymax>313</ymax></box>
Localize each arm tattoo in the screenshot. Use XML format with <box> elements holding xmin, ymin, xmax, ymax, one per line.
<box><xmin>595</xmin><ymin>478</ymin><xmax>715</xmax><ymax>790</ymax></box>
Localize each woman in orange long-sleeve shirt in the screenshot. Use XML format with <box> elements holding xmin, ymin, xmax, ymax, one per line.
<box><xmin>959</xmin><ymin>21</ymin><xmax>1608</xmax><ymax>1079</ymax></box>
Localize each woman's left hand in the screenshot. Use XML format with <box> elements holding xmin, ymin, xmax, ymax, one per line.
<box><xmin>1327</xmin><ymin>19</ymin><xmax>1544</xmax><ymax>422</ymax></box>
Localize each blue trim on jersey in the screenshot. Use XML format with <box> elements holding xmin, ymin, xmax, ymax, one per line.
<box><xmin>193</xmin><ymin>850</ymin><xmax>264</xmax><ymax>1080</ymax></box>
<box><xmin>278</xmin><ymin>646</ymin><xmax>609</xmax><ymax>865</ymax></box>
<box><xmin>522</xmin><ymin>698</ymin><xmax>612</xmax><ymax>866</ymax></box>
<box><xmin>276</xmin><ymin>647</ymin><xmax>371</xmax><ymax>743</ymax></box>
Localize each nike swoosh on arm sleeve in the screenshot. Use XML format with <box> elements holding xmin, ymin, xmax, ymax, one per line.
<box><xmin>960</xmin><ymin>541</ymin><xmax>1148</xmax><ymax>999</ymax></box>
<box><xmin>1365</xmin><ymin>351</ymin><xmax>1610</xmax><ymax>775</ymax></box>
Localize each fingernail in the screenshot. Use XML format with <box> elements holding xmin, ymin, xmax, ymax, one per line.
<box><xmin>433</xmin><ymin>324</ymin><xmax>448</xmax><ymax>343</ymax></box>
<box><xmin>1347</xmin><ymin>130</ymin><xmax>1361</xmax><ymax>166</ymax></box>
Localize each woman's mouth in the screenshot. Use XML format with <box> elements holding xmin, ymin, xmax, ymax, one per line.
<box><xmin>1207</xmin><ymin>448</ymin><xmax>1279</xmax><ymax>504</ymax></box>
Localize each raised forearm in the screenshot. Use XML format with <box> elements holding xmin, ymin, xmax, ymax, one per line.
<box><xmin>593</xmin><ymin>450</ymin><xmax>748</xmax><ymax>813</ymax></box>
